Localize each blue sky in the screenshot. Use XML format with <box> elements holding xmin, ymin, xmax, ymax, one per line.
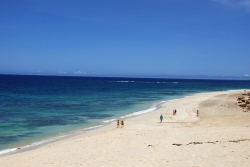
<box><xmin>0</xmin><ymin>0</ymin><xmax>250</xmax><ymax>78</ymax></box>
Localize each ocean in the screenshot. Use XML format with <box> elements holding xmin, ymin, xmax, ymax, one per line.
<box><xmin>0</xmin><ymin>74</ymin><xmax>250</xmax><ymax>155</ymax></box>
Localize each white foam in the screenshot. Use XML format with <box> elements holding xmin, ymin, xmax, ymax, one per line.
<box><xmin>84</xmin><ymin>125</ymin><xmax>104</xmax><ymax>130</ymax></box>
<box><xmin>109</xmin><ymin>81</ymin><xmax>135</xmax><ymax>83</ymax></box>
<box><xmin>0</xmin><ymin>135</ymin><xmax>67</xmax><ymax>156</ymax></box>
<box><xmin>122</xmin><ymin>101</ymin><xmax>165</xmax><ymax>118</ymax></box>
<box><xmin>116</xmin><ymin>81</ymin><xmax>134</xmax><ymax>83</ymax></box>
<box><xmin>28</xmin><ymin>135</ymin><xmax>66</xmax><ymax>147</ymax></box>
<box><xmin>130</xmin><ymin>101</ymin><xmax>166</xmax><ymax>117</ymax></box>
<box><xmin>0</xmin><ymin>148</ymin><xmax>16</xmax><ymax>155</ymax></box>
<box><xmin>124</xmin><ymin>106</ymin><xmax>157</xmax><ymax>117</ymax></box>
<box><xmin>103</xmin><ymin>101</ymin><xmax>165</xmax><ymax>123</ymax></box>
<box><xmin>0</xmin><ymin>125</ymin><xmax>106</xmax><ymax>156</ymax></box>
<box><xmin>103</xmin><ymin>118</ymin><xmax>117</xmax><ymax>123</ymax></box>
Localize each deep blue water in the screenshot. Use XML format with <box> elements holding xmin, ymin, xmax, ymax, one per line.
<box><xmin>0</xmin><ymin>74</ymin><xmax>250</xmax><ymax>153</ymax></box>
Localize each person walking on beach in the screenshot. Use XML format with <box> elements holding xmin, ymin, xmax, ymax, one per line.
<box><xmin>117</xmin><ymin>120</ymin><xmax>120</xmax><ymax>128</ymax></box>
<box><xmin>121</xmin><ymin>120</ymin><xmax>124</xmax><ymax>128</ymax></box>
<box><xmin>160</xmin><ymin>114</ymin><xmax>163</xmax><ymax>123</ymax></box>
<box><xmin>197</xmin><ymin>110</ymin><xmax>199</xmax><ymax>116</ymax></box>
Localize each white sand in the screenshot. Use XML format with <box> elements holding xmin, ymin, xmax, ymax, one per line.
<box><xmin>1</xmin><ymin>90</ymin><xmax>250</xmax><ymax>167</ymax></box>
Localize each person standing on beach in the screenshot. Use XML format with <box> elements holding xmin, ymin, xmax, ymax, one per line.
<box><xmin>173</xmin><ymin>109</ymin><xmax>177</xmax><ymax>115</ymax></box>
<box><xmin>197</xmin><ymin>110</ymin><xmax>199</xmax><ymax>116</ymax></box>
<box><xmin>160</xmin><ymin>114</ymin><xmax>163</xmax><ymax>123</ymax></box>
<box><xmin>117</xmin><ymin>120</ymin><xmax>120</xmax><ymax>128</ymax></box>
<box><xmin>121</xmin><ymin>120</ymin><xmax>124</xmax><ymax>128</ymax></box>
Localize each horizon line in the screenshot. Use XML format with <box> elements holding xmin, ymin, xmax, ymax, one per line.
<box><xmin>0</xmin><ymin>73</ymin><xmax>250</xmax><ymax>80</ymax></box>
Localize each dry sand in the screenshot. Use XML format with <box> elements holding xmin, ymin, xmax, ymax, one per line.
<box><xmin>1</xmin><ymin>90</ymin><xmax>250</xmax><ymax>167</ymax></box>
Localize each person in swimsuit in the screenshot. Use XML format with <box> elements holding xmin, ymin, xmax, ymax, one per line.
<box><xmin>197</xmin><ymin>110</ymin><xmax>199</xmax><ymax>116</ymax></box>
<box><xmin>117</xmin><ymin>120</ymin><xmax>120</xmax><ymax>128</ymax></box>
<box><xmin>121</xmin><ymin>120</ymin><xmax>124</xmax><ymax>128</ymax></box>
<box><xmin>173</xmin><ymin>109</ymin><xmax>176</xmax><ymax>115</ymax></box>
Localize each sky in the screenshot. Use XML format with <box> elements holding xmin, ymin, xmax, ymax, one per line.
<box><xmin>0</xmin><ymin>0</ymin><xmax>250</xmax><ymax>78</ymax></box>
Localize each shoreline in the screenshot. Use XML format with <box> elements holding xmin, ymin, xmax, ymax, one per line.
<box><xmin>0</xmin><ymin>90</ymin><xmax>199</xmax><ymax>156</ymax></box>
<box><xmin>0</xmin><ymin>98</ymin><xmax>167</xmax><ymax>156</ymax></box>
<box><xmin>1</xmin><ymin>89</ymin><xmax>250</xmax><ymax>166</ymax></box>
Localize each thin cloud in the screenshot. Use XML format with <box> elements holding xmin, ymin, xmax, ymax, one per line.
<box><xmin>240</xmin><ymin>0</ymin><xmax>250</xmax><ymax>9</ymax></box>
<box><xmin>213</xmin><ymin>0</ymin><xmax>250</xmax><ymax>11</ymax></box>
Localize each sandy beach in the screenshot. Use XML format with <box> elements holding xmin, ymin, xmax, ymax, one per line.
<box><xmin>1</xmin><ymin>90</ymin><xmax>250</xmax><ymax>167</ymax></box>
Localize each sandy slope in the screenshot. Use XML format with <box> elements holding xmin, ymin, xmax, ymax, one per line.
<box><xmin>1</xmin><ymin>90</ymin><xmax>250</xmax><ymax>167</ymax></box>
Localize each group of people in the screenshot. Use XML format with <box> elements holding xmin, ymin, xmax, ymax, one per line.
<box><xmin>116</xmin><ymin>119</ymin><xmax>124</xmax><ymax>128</ymax></box>
<box><xmin>159</xmin><ymin>109</ymin><xmax>199</xmax><ymax>123</ymax></box>
<box><xmin>116</xmin><ymin>109</ymin><xmax>199</xmax><ymax>125</ymax></box>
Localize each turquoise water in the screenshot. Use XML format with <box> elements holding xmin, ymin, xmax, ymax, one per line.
<box><xmin>0</xmin><ymin>74</ymin><xmax>250</xmax><ymax>154</ymax></box>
